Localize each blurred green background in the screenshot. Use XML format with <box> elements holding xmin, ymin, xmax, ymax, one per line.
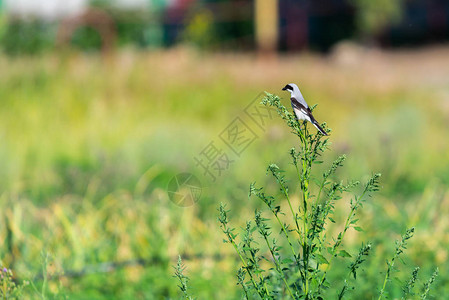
<box><xmin>0</xmin><ymin>0</ymin><xmax>449</xmax><ymax>299</ymax></box>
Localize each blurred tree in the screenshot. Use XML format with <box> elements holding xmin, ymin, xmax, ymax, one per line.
<box><xmin>350</xmin><ymin>0</ymin><xmax>404</xmax><ymax>37</ymax></box>
<box><xmin>202</xmin><ymin>0</ymin><xmax>253</xmax><ymax>50</ymax></box>
<box><xmin>182</xmin><ymin>8</ymin><xmax>216</xmax><ymax>49</ymax></box>
<box><xmin>89</xmin><ymin>0</ymin><xmax>164</xmax><ymax>48</ymax></box>
<box><xmin>0</xmin><ymin>20</ymin><xmax>55</xmax><ymax>55</ymax></box>
<box><xmin>71</xmin><ymin>25</ymin><xmax>103</xmax><ymax>51</ymax></box>
<box><xmin>58</xmin><ymin>8</ymin><xmax>117</xmax><ymax>52</ymax></box>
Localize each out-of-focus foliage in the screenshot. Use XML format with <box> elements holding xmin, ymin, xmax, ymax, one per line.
<box><xmin>0</xmin><ymin>20</ymin><xmax>54</xmax><ymax>55</ymax></box>
<box><xmin>351</xmin><ymin>0</ymin><xmax>404</xmax><ymax>36</ymax></box>
<box><xmin>0</xmin><ymin>46</ymin><xmax>448</xmax><ymax>298</ymax></box>
<box><xmin>0</xmin><ymin>0</ymin><xmax>256</xmax><ymax>55</ymax></box>
<box><xmin>182</xmin><ymin>9</ymin><xmax>216</xmax><ymax>49</ymax></box>
<box><xmin>71</xmin><ymin>26</ymin><xmax>103</xmax><ymax>51</ymax></box>
<box><xmin>0</xmin><ymin>5</ymin><xmax>165</xmax><ymax>54</ymax></box>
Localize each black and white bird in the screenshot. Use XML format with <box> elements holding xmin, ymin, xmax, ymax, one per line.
<box><xmin>282</xmin><ymin>83</ymin><xmax>328</xmax><ymax>136</ymax></box>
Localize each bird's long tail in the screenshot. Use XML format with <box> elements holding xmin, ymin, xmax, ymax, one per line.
<box><xmin>312</xmin><ymin>120</ymin><xmax>328</xmax><ymax>136</ymax></box>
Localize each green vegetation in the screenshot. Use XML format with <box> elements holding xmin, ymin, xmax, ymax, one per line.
<box><xmin>179</xmin><ymin>93</ymin><xmax>438</xmax><ymax>299</ymax></box>
<box><xmin>0</xmin><ymin>48</ymin><xmax>448</xmax><ymax>298</ymax></box>
<box><xmin>0</xmin><ymin>265</ymin><xmax>28</xmax><ymax>299</ymax></box>
<box><xmin>350</xmin><ymin>0</ymin><xmax>404</xmax><ymax>35</ymax></box>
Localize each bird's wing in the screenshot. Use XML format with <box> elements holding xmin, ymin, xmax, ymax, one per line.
<box><xmin>291</xmin><ymin>97</ymin><xmax>312</xmax><ymax>117</ymax></box>
<box><xmin>292</xmin><ymin>95</ymin><xmax>308</xmax><ymax>108</ymax></box>
<box><xmin>292</xmin><ymin>97</ymin><xmax>327</xmax><ymax>135</ymax></box>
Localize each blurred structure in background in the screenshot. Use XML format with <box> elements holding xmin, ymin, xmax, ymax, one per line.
<box><xmin>255</xmin><ymin>0</ymin><xmax>278</xmax><ymax>54</ymax></box>
<box><xmin>1</xmin><ymin>0</ymin><xmax>449</xmax><ymax>55</ymax></box>
<box><xmin>279</xmin><ymin>0</ymin><xmax>354</xmax><ymax>52</ymax></box>
<box><xmin>380</xmin><ymin>0</ymin><xmax>449</xmax><ymax>47</ymax></box>
<box><xmin>57</xmin><ymin>8</ymin><xmax>116</xmax><ymax>53</ymax></box>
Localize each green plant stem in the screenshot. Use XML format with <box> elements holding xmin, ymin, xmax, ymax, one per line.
<box><xmin>271</xmin><ymin>211</ymin><xmax>306</xmax><ymax>284</ymax></box>
<box><xmin>278</xmin><ymin>179</ymin><xmax>303</xmax><ymax>246</ymax></box>
<box><xmin>315</xmin><ymin>176</ymin><xmax>327</xmax><ymax>206</ymax></box>
<box><xmin>299</xmin><ymin>122</ymin><xmax>311</xmax><ymax>298</ymax></box>
<box><xmin>378</xmin><ymin>228</ymin><xmax>415</xmax><ymax>300</ymax></box>
<box><xmin>317</xmin><ymin>187</ymin><xmax>369</xmax><ymax>292</ymax></box>
<box><xmin>260</xmin><ymin>234</ymin><xmax>295</xmax><ymax>299</ymax></box>
<box><xmin>239</xmin><ymin>273</ymin><xmax>251</xmax><ymax>300</ymax></box>
<box><xmin>231</xmin><ymin>241</ymin><xmax>267</xmax><ymax>299</ymax></box>
<box><xmin>221</xmin><ymin>222</ymin><xmax>268</xmax><ymax>298</ymax></box>
<box><xmin>378</xmin><ymin>268</ymin><xmax>392</xmax><ymax>300</ymax></box>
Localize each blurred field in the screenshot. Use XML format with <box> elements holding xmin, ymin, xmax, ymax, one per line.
<box><xmin>0</xmin><ymin>45</ymin><xmax>449</xmax><ymax>298</ymax></box>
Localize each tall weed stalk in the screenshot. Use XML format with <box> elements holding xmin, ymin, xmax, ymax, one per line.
<box><xmin>176</xmin><ymin>92</ymin><xmax>438</xmax><ymax>299</ymax></box>
<box><xmin>218</xmin><ymin>92</ymin><xmax>381</xmax><ymax>299</ymax></box>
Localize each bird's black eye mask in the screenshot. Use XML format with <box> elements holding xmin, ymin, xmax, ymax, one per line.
<box><xmin>282</xmin><ymin>85</ymin><xmax>292</xmax><ymax>91</ymax></box>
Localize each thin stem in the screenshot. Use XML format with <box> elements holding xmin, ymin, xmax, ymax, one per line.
<box><xmin>272</xmin><ymin>211</ymin><xmax>306</xmax><ymax>284</ymax></box>
<box><xmin>277</xmin><ymin>177</ymin><xmax>304</xmax><ymax>246</ymax></box>
<box><xmin>231</xmin><ymin>240</ymin><xmax>267</xmax><ymax>299</ymax></box>
<box><xmin>317</xmin><ymin>188</ymin><xmax>370</xmax><ymax>292</ymax></box>
<box><xmin>261</xmin><ymin>234</ymin><xmax>295</xmax><ymax>299</ymax></box>
<box><xmin>378</xmin><ymin>228</ymin><xmax>415</xmax><ymax>300</ymax></box>
<box><xmin>315</xmin><ymin>177</ymin><xmax>327</xmax><ymax>206</ymax></box>
<box><xmin>299</xmin><ymin>122</ymin><xmax>311</xmax><ymax>298</ymax></box>
<box><xmin>220</xmin><ymin>221</ymin><xmax>267</xmax><ymax>298</ymax></box>
<box><xmin>237</xmin><ymin>265</ymin><xmax>266</xmax><ymax>300</ymax></box>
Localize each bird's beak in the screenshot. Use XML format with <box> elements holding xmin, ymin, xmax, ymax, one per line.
<box><xmin>282</xmin><ymin>86</ymin><xmax>287</xmax><ymax>91</ymax></box>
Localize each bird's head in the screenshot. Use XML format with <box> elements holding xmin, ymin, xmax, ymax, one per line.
<box><xmin>282</xmin><ymin>83</ymin><xmax>299</xmax><ymax>94</ymax></box>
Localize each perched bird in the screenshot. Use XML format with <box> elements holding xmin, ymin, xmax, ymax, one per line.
<box><xmin>282</xmin><ymin>83</ymin><xmax>328</xmax><ymax>136</ymax></box>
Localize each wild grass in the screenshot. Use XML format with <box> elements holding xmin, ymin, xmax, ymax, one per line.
<box><xmin>0</xmin><ymin>47</ymin><xmax>448</xmax><ymax>298</ymax></box>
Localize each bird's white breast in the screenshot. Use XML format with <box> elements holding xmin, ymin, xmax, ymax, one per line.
<box><xmin>293</xmin><ymin>108</ymin><xmax>311</xmax><ymax>122</ymax></box>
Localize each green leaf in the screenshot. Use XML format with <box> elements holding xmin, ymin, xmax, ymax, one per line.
<box><xmin>338</xmin><ymin>250</ymin><xmax>352</xmax><ymax>258</ymax></box>
<box><xmin>393</xmin><ymin>277</ymin><xmax>402</xmax><ymax>286</ymax></box>
<box><xmin>353</xmin><ymin>226</ymin><xmax>364</xmax><ymax>232</ymax></box>
<box><xmin>281</xmin><ymin>258</ymin><xmax>294</xmax><ymax>265</ymax></box>
<box><xmin>315</xmin><ymin>253</ymin><xmax>329</xmax><ymax>265</ymax></box>
<box><xmin>322</xmin><ymin>280</ymin><xmax>331</xmax><ymax>289</ymax></box>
